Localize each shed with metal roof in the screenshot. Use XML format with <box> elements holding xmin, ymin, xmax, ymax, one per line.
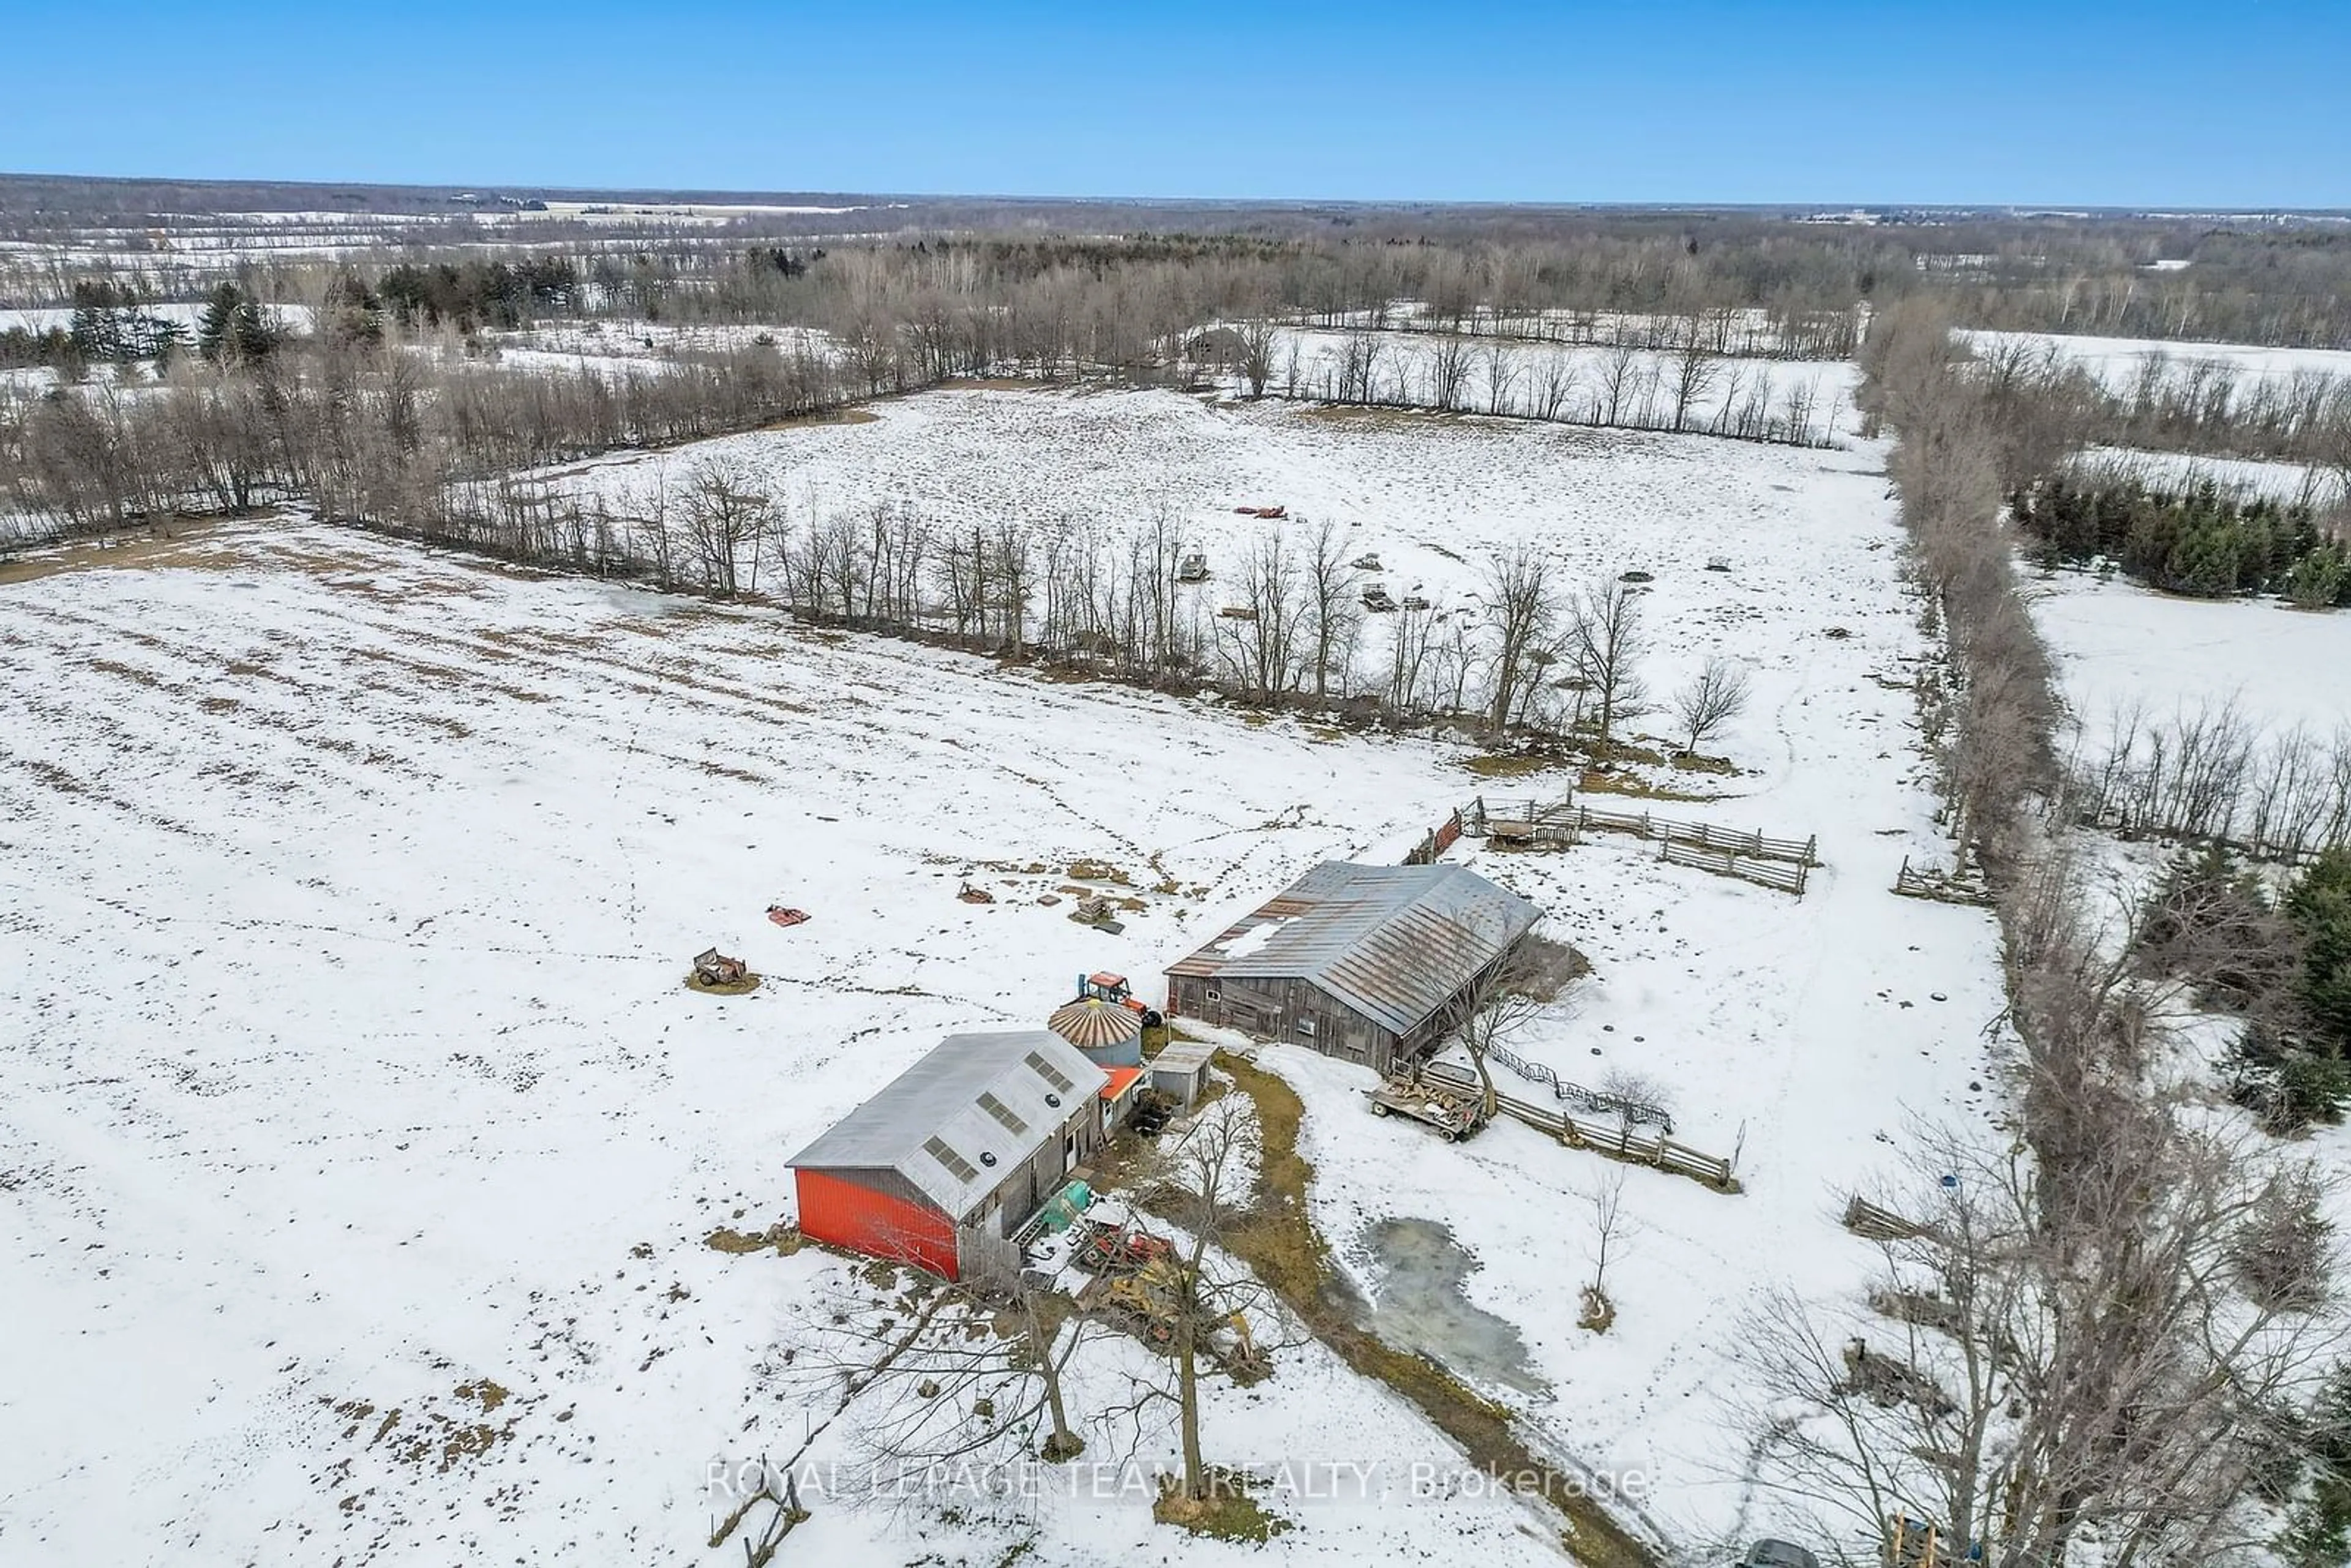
<box><xmin>1164</xmin><ymin>862</ymin><xmax>1540</xmax><ymax>1074</ymax></box>
<box><xmin>788</xmin><ymin>1030</ymin><xmax>1109</xmax><ymax>1281</ymax></box>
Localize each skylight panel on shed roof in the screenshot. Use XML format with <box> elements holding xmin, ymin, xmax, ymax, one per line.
<box><xmin>1024</xmin><ymin>1051</ymin><xmax>1074</xmax><ymax>1093</ymax></box>
<box><xmin>923</xmin><ymin>1135</ymin><xmax>979</xmax><ymax>1183</ymax></box>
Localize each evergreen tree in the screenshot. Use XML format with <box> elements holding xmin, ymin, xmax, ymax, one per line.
<box><xmin>2281</xmin><ymin>544</ymin><xmax>2351</xmax><ymax>610</ymax></box>
<box><xmin>322</xmin><ymin>271</ymin><xmax>384</xmax><ymax>350</ymax></box>
<box><xmin>2287</xmin><ymin>849</ymin><xmax>2351</xmax><ymax>1049</ymax></box>
<box><xmin>198</xmin><ymin>283</ymin><xmax>278</xmax><ymax>366</ymax></box>
<box><xmin>2161</xmin><ymin>517</ymin><xmax>2245</xmax><ymax>596</ymax></box>
<box><xmin>2225</xmin><ymin>1023</ymin><xmax>2351</xmax><ymax>1133</ymax></box>
<box><xmin>197</xmin><ymin>283</ymin><xmax>244</xmax><ymax>363</ymax></box>
<box><xmin>2280</xmin><ymin>1364</ymin><xmax>2351</xmax><ymax>1568</ymax></box>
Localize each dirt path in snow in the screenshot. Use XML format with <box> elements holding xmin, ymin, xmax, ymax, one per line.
<box><xmin>1212</xmin><ymin>1053</ymin><xmax>1665</xmax><ymax>1568</ymax></box>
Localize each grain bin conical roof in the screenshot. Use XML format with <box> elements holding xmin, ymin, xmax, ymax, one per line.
<box><xmin>1048</xmin><ymin>996</ymin><xmax>1144</xmax><ymax>1051</ymax></box>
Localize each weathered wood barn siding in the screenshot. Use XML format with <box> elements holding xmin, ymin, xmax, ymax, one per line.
<box><xmin>1167</xmin><ymin>973</ymin><xmax>1399</xmax><ymax>1071</ymax></box>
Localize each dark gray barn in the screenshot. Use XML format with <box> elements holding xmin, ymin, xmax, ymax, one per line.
<box><xmin>1163</xmin><ymin>862</ymin><xmax>1540</xmax><ymax>1075</ymax></box>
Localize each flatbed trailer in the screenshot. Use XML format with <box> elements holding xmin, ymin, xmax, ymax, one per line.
<box><xmin>1364</xmin><ymin>1074</ymin><xmax>1487</xmax><ymax>1140</ymax></box>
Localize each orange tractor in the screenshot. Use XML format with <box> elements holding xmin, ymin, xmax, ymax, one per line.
<box><xmin>1077</xmin><ymin>972</ymin><xmax>1163</xmax><ymax>1029</ymax></box>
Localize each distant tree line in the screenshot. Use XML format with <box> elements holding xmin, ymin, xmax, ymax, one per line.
<box><xmin>1937</xmin><ymin>227</ymin><xmax>2351</xmax><ymax>350</ymax></box>
<box><xmin>0</xmin><ymin>324</ymin><xmax>861</xmax><ymax>536</ymax></box>
<box><xmin>15</xmin><ymin>200</ymin><xmax>2351</xmax><ymax>348</ymax></box>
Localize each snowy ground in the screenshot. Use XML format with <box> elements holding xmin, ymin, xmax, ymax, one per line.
<box><xmin>2025</xmin><ymin>565</ymin><xmax>2351</xmax><ymax>744</ymax></box>
<box><xmin>0</xmin><ymin>520</ymin><xmax>1564</xmax><ymax>1566</ymax></box>
<box><xmin>544</xmin><ymin>383</ymin><xmax>1878</xmax><ymax>705</ymax></box>
<box><xmin>2</xmin><ymin>390</ymin><xmax>2003</xmax><ymax>1563</ymax></box>
<box><xmin>1963</xmin><ymin>329</ymin><xmax>2351</xmax><ymax>392</ymax></box>
<box><xmin>1263</xmin><ymin>328</ymin><xmax>1859</xmax><ymax>443</ymax></box>
<box><xmin>2072</xmin><ymin>444</ymin><xmax>2336</xmax><ymax>504</ymax></box>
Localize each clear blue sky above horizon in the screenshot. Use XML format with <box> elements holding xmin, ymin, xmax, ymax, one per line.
<box><xmin>2</xmin><ymin>1</ymin><xmax>2344</xmax><ymax>208</ymax></box>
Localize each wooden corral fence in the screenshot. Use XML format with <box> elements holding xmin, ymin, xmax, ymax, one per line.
<box><xmin>1466</xmin><ymin>795</ymin><xmax>1818</xmax><ymax>895</ymax></box>
<box><xmin>1842</xmin><ymin>1194</ymin><xmax>1932</xmax><ymax>1242</ymax></box>
<box><xmin>1891</xmin><ymin>855</ymin><xmax>1996</xmax><ymax>908</ymax></box>
<box><xmin>1471</xmin><ymin>795</ymin><xmax>1583</xmax><ymax>849</ymax></box>
<box><xmin>1483</xmin><ymin>1041</ymin><xmax>1674</xmax><ymax>1133</ymax></box>
<box><xmin>1401</xmin><ymin>808</ymin><xmax>1467</xmax><ymax>866</ymax></box>
<box><xmin>1423</xmin><ymin>1062</ymin><xmax>1737</xmax><ymax>1191</ymax></box>
<box><xmin>1578</xmin><ymin>801</ymin><xmax>1818</xmax><ymax>868</ymax></box>
<box><xmin>1659</xmin><ymin>839</ymin><xmax>1811</xmax><ymax>896</ymax></box>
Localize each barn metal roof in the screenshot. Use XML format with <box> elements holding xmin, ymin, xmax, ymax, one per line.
<box><xmin>787</xmin><ymin>1030</ymin><xmax>1108</xmax><ymax>1223</ymax></box>
<box><xmin>1166</xmin><ymin>862</ymin><xmax>1540</xmax><ymax>1037</ymax></box>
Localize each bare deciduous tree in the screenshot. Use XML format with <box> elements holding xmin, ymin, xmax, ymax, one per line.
<box><xmin>1579</xmin><ymin>1168</ymin><xmax>1630</xmax><ymax>1331</ymax></box>
<box><xmin>1428</xmin><ymin>333</ymin><xmax>1475</xmax><ymax>411</ymax></box>
<box><xmin>1213</xmin><ymin>531</ymin><xmax>1305</xmax><ymax>700</ymax></box>
<box><xmin>1567</xmin><ymin>574</ymin><xmax>1649</xmax><ymax>751</ymax></box>
<box><xmin>1482</xmin><ymin>548</ymin><xmax>1559</xmax><ymax>735</ymax></box>
<box><xmin>1739</xmin><ymin>1113</ymin><xmax>2341</xmax><ymax>1568</ymax></box>
<box><xmin>1302</xmin><ymin>517</ymin><xmax>1359</xmax><ymax>702</ymax></box>
<box><xmin>1237</xmin><ymin>320</ymin><xmax>1277</xmax><ymax>400</ymax></box>
<box><xmin>1668</xmin><ymin>323</ymin><xmax>1719</xmax><ymax>433</ymax></box>
<box><xmin>1673</xmin><ymin>655</ymin><xmax>1752</xmax><ymax>756</ymax></box>
<box><xmin>1428</xmin><ymin>934</ymin><xmax>1583</xmax><ymax>1120</ymax></box>
<box><xmin>678</xmin><ymin>459</ymin><xmax>770</xmax><ymax>597</ymax></box>
<box><xmin>1596</xmin><ymin>339</ymin><xmax>1643</xmax><ymax>428</ymax></box>
<box><xmin>795</xmin><ymin>1257</ymin><xmax>1102</xmax><ymax>1498</ymax></box>
<box><xmin>1100</xmin><ymin>1098</ymin><xmax>1290</xmax><ymax>1511</ymax></box>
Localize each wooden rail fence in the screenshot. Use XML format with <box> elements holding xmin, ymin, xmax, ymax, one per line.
<box><xmin>1401</xmin><ymin>808</ymin><xmax>1466</xmax><ymax>866</ymax></box>
<box><xmin>1891</xmin><ymin>855</ymin><xmax>1995</xmax><ymax>908</ymax></box>
<box><xmin>1465</xmin><ymin>795</ymin><xmax>1818</xmax><ymax>896</ymax></box>
<box><xmin>1842</xmin><ymin>1195</ymin><xmax>1932</xmax><ymax>1242</ymax></box>
<box><xmin>1423</xmin><ymin>1062</ymin><xmax>1737</xmax><ymax>1191</ymax></box>
<box><xmin>1482</xmin><ymin>1041</ymin><xmax>1674</xmax><ymax>1133</ymax></box>
<box><xmin>1660</xmin><ymin>839</ymin><xmax>1810</xmax><ymax>896</ymax></box>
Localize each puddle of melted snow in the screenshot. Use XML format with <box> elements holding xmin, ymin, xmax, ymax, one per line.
<box><xmin>1357</xmin><ymin>1216</ymin><xmax>1547</xmax><ymax>1396</ymax></box>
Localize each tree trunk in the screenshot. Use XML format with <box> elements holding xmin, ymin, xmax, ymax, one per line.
<box><xmin>1176</xmin><ymin>1307</ymin><xmax>1204</xmax><ymax>1497</ymax></box>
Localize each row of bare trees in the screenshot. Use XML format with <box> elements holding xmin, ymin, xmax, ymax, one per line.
<box><xmin>1278</xmin><ymin>326</ymin><xmax>1841</xmax><ymax>447</ymax></box>
<box><xmin>534</xmin><ymin>468</ymin><xmax>1698</xmax><ymax>746</ymax></box>
<box><xmin>1864</xmin><ymin>301</ymin><xmax>2063</xmax><ymax>870</ymax></box>
<box><xmin>1744</xmin><ymin>296</ymin><xmax>2345</xmax><ymax>1568</ymax></box>
<box><xmin>0</xmin><ymin>328</ymin><xmax>870</xmax><ymax>544</ymax></box>
<box><xmin>1969</xmin><ymin>334</ymin><xmax>2351</xmax><ymax>494</ymax></box>
<box><xmin>2069</xmin><ymin>701</ymin><xmax>2351</xmax><ymax>863</ymax></box>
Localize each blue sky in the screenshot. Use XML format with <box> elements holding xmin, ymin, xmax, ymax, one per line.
<box><xmin>2</xmin><ymin>1</ymin><xmax>2343</xmax><ymax>206</ymax></box>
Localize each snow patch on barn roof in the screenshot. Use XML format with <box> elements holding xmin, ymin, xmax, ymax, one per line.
<box><xmin>1168</xmin><ymin>861</ymin><xmax>1540</xmax><ymax>1036</ymax></box>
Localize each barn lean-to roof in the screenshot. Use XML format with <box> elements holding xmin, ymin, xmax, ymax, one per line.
<box><xmin>1166</xmin><ymin>861</ymin><xmax>1539</xmax><ymax>1037</ymax></box>
<box><xmin>787</xmin><ymin>1030</ymin><xmax>1108</xmax><ymax>1223</ymax></box>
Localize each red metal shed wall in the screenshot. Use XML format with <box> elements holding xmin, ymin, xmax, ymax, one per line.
<box><xmin>795</xmin><ymin>1168</ymin><xmax>959</xmax><ymax>1280</ymax></box>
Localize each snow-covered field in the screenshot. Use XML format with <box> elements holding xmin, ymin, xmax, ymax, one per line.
<box><xmin>1964</xmin><ymin>328</ymin><xmax>2351</xmax><ymax>392</ymax></box>
<box><xmin>545</xmin><ymin>383</ymin><xmax>1872</xmax><ymax>702</ymax></box>
<box><xmin>2028</xmin><ymin>566</ymin><xmax>2351</xmax><ymax>744</ymax></box>
<box><xmin>478</xmin><ymin>320</ymin><xmax>838</xmax><ymax>383</ymax></box>
<box><xmin>2072</xmin><ymin>444</ymin><xmax>2334</xmax><ymax>503</ymax></box>
<box><xmin>1263</xmin><ymin>328</ymin><xmax>1858</xmax><ymax>443</ymax></box>
<box><xmin>3</xmin><ymin>394</ymin><xmax>2004</xmax><ymax>1563</ymax></box>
